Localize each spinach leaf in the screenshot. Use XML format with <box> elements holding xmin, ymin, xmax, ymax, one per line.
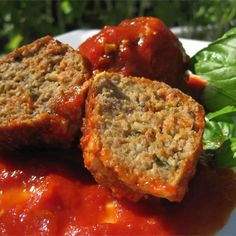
<box><xmin>190</xmin><ymin>27</ymin><xmax>236</xmax><ymax>111</ymax></box>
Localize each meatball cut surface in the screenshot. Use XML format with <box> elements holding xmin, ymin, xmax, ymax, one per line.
<box><xmin>0</xmin><ymin>36</ymin><xmax>91</xmax><ymax>150</ymax></box>
<box><xmin>81</xmin><ymin>72</ymin><xmax>205</xmax><ymax>202</ymax></box>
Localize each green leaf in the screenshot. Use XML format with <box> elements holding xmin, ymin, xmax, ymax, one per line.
<box><xmin>203</xmin><ymin>106</ymin><xmax>236</xmax><ymax>168</ymax></box>
<box><xmin>203</xmin><ymin>117</ymin><xmax>234</xmax><ymax>150</ymax></box>
<box><xmin>203</xmin><ymin>106</ymin><xmax>236</xmax><ymax>150</ymax></box>
<box><xmin>215</xmin><ymin>138</ymin><xmax>236</xmax><ymax>168</ymax></box>
<box><xmin>207</xmin><ymin>105</ymin><xmax>236</xmax><ymax>120</ymax></box>
<box><xmin>216</xmin><ymin>27</ymin><xmax>236</xmax><ymax>41</ymax></box>
<box><xmin>190</xmin><ymin>27</ymin><xmax>236</xmax><ymax>111</ymax></box>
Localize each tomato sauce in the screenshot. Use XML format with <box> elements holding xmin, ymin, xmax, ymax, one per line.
<box><xmin>79</xmin><ymin>17</ymin><xmax>189</xmax><ymax>92</ymax></box>
<box><xmin>0</xmin><ymin>150</ymin><xmax>236</xmax><ymax>235</ymax></box>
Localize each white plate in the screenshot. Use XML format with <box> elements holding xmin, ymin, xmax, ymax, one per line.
<box><xmin>55</xmin><ymin>30</ymin><xmax>235</xmax><ymax>236</ymax></box>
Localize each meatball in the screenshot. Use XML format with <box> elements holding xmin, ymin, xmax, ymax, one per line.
<box><xmin>81</xmin><ymin>72</ymin><xmax>205</xmax><ymax>202</ymax></box>
<box><xmin>79</xmin><ymin>17</ymin><xmax>189</xmax><ymax>92</ymax></box>
<box><xmin>0</xmin><ymin>36</ymin><xmax>91</xmax><ymax>150</ymax></box>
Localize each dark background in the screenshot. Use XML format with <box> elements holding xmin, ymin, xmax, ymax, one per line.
<box><xmin>0</xmin><ymin>0</ymin><xmax>235</xmax><ymax>54</ymax></box>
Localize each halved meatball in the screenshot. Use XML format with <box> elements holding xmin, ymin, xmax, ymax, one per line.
<box><xmin>81</xmin><ymin>72</ymin><xmax>205</xmax><ymax>202</ymax></box>
<box><xmin>0</xmin><ymin>36</ymin><xmax>91</xmax><ymax>150</ymax></box>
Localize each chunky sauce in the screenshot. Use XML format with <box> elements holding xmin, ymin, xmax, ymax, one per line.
<box><xmin>79</xmin><ymin>17</ymin><xmax>189</xmax><ymax>91</ymax></box>
<box><xmin>0</xmin><ymin>151</ymin><xmax>236</xmax><ymax>235</ymax></box>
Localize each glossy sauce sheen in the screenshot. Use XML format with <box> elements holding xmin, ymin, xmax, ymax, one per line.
<box><xmin>79</xmin><ymin>17</ymin><xmax>189</xmax><ymax>91</ymax></box>
<box><xmin>0</xmin><ymin>151</ymin><xmax>236</xmax><ymax>235</ymax></box>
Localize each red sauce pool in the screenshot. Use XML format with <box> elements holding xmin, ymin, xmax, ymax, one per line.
<box><xmin>0</xmin><ymin>150</ymin><xmax>236</xmax><ymax>235</ymax></box>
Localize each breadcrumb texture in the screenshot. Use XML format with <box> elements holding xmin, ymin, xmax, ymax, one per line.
<box><xmin>0</xmin><ymin>36</ymin><xmax>91</xmax><ymax>150</ymax></box>
<box><xmin>81</xmin><ymin>72</ymin><xmax>205</xmax><ymax>202</ymax></box>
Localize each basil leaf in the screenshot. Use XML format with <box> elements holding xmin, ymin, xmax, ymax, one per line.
<box><xmin>203</xmin><ymin>117</ymin><xmax>234</xmax><ymax>150</ymax></box>
<box><xmin>190</xmin><ymin>27</ymin><xmax>236</xmax><ymax>111</ymax></box>
<box><xmin>203</xmin><ymin>106</ymin><xmax>236</xmax><ymax>168</ymax></box>
<box><xmin>203</xmin><ymin>106</ymin><xmax>236</xmax><ymax>150</ymax></box>
<box><xmin>215</xmin><ymin>138</ymin><xmax>236</xmax><ymax>168</ymax></box>
<box><xmin>207</xmin><ymin>105</ymin><xmax>236</xmax><ymax>120</ymax></box>
<box><xmin>215</xmin><ymin>27</ymin><xmax>236</xmax><ymax>42</ymax></box>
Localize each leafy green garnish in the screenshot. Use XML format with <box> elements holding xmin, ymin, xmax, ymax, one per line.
<box><xmin>191</xmin><ymin>27</ymin><xmax>236</xmax><ymax>168</ymax></box>
<box><xmin>203</xmin><ymin>117</ymin><xmax>234</xmax><ymax>150</ymax></box>
<box><xmin>203</xmin><ymin>106</ymin><xmax>236</xmax><ymax>167</ymax></box>
<box><xmin>191</xmin><ymin>27</ymin><xmax>236</xmax><ymax>111</ymax></box>
<box><xmin>214</xmin><ymin>138</ymin><xmax>236</xmax><ymax>168</ymax></box>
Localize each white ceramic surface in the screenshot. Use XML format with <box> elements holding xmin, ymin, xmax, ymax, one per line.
<box><xmin>55</xmin><ymin>30</ymin><xmax>235</xmax><ymax>236</ymax></box>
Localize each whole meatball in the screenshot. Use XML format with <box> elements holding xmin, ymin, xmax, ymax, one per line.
<box><xmin>79</xmin><ymin>17</ymin><xmax>189</xmax><ymax>91</ymax></box>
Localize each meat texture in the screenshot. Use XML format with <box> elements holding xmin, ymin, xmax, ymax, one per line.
<box><xmin>81</xmin><ymin>72</ymin><xmax>205</xmax><ymax>202</ymax></box>
<box><xmin>0</xmin><ymin>36</ymin><xmax>91</xmax><ymax>150</ymax></box>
